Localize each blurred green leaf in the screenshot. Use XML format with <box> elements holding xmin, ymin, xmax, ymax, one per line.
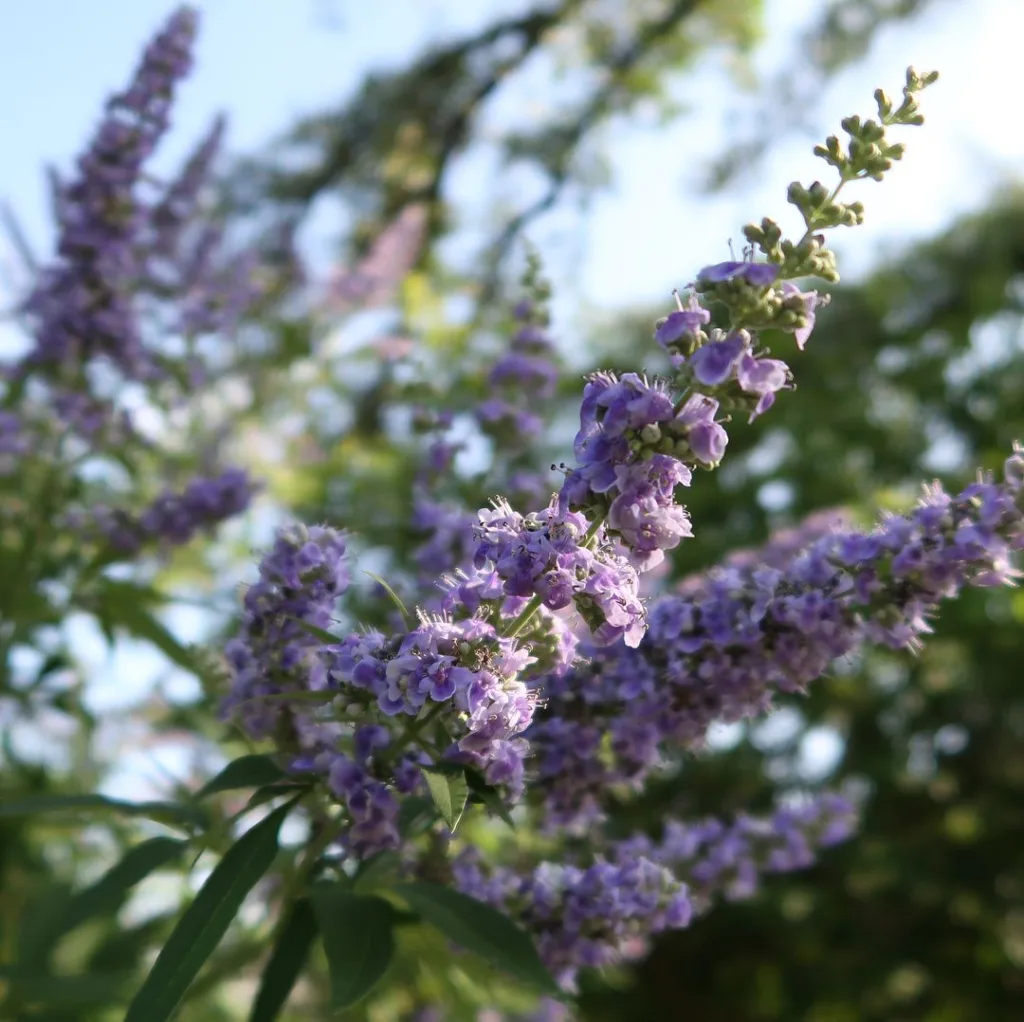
<box><xmin>248</xmin><ymin>897</ymin><xmax>317</xmax><ymax>1022</ymax></box>
<box><xmin>395</xmin><ymin>882</ymin><xmax>559</xmax><ymax>995</ymax></box>
<box><xmin>310</xmin><ymin>885</ymin><xmax>396</xmax><ymax>1010</ymax></box>
<box><xmin>123</xmin><ymin>801</ymin><xmax>293</xmax><ymax>1022</ymax></box>
<box><xmin>363</xmin><ymin>571</ymin><xmax>413</xmax><ymax>628</ymax></box>
<box><xmin>0</xmin><ymin>794</ymin><xmax>206</xmax><ymax>830</ymax></box>
<box><xmin>465</xmin><ymin>767</ymin><xmax>515</xmax><ymax>830</ymax></box>
<box><xmin>195</xmin><ymin>755</ymin><xmax>286</xmax><ymax>800</ymax></box>
<box><xmin>93</xmin><ymin>579</ymin><xmax>197</xmax><ymax>672</ymax></box>
<box><xmin>20</xmin><ymin>837</ymin><xmax>186</xmax><ymax>966</ymax></box>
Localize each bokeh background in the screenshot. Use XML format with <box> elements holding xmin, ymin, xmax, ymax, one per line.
<box><xmin>2</xmin><ymin>1</ymin><xmax>1024</xmax><ymax>1019</ymax></box>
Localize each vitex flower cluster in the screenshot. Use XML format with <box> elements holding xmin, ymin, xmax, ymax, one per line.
<box><xmin>0</xmin><ymin>6</ymin><xmax>275</xmax><ymax>566</ymax></box>
<box><xmin>529</xmin><ymin>449</ymin><xmax>1024</xmax><ymax>831</ymax></box>
<box><xmin>218</xmin><ymin>66</ymin><xmax>981</xmax><ymax>998</ymax></box>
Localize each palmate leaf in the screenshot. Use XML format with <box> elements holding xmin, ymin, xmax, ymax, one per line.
<box><xmin>395</xmin><ymin>882</ymin><xmax>559</xmax><ymax>995</ymax></box>
<box><xmin>124</xmin><ymin>801</ymin><xmax>294</xmax><ymax>1022</ymax></box>
<box><xmin>310</xmin><ymin>884</ymin><xmax>397</xmax><ymax>1009</ymax></box>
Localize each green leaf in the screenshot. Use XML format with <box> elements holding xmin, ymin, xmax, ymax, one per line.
<box><xmin>248</xmin><ymin>898</ymin><xmax>317</xmax><ymax>1022</ymax></box>
<box><xmin>124</xmin><ymin>801</ymin><xmax>293</xmax><ymax>1022</ymax></box>
<box><xmin>352</xmin><ymin>851</ymin><xmax>400</xmax><ymax>893</ymax></box>
<box><xmin>21</xmin><ymin>837</ymin><xmax>186</xmax><ymax>964</ymax></box>
<box><xmin>363</xmin><ymin>571</ymin><xmax>413</xmax><ymax>628</ymax></box>
<box><xmin>243</xmin><ymin>781</ymin><xmax>312</xmax><ymax>813</ymax></box>
<box><xmin>310</xmin><ymin>885</ymin><xmax>396</xmax><ymax>1009</ymax></box>
<box><xmin>195</xmin><ymin>755</ymin><xmax>286</xmax><ymax>800</ymax></box>
<box><xmin>465</xmin><ymin>768</ymin><xmax>515</xmax><ymax>831</ymax></box>
<box><xmin>0</xmin><ymin>966</ymin><xmax>135</xmax><ymax>1010</ymax></box>
<box><xmin>93</xmin><ymin>579</ymin><xmax>198</xmax><ymax>672</ymax></box>
<box><xmin>421</xmin><ymin>766</ymin><xmax>469</xmax><ymax>832</ymax></box>
<box><xmin>395</xmin><ymin>882</ymin><xmax>559</xmax><ymax>995</ymax></box>
<box><xmin>287</xmin><ymin>616</ymin><xmax>339</xmax><ymax>645</ymax></box>
<box><xmin>0</xmin><ymin>793</ymin><xmax>207</xmax><ymax>830</ymax></box>
<box><xmin>396</xmin><ymin>794</ymin><xmax>436</xmax><ymax>838</ymax></box>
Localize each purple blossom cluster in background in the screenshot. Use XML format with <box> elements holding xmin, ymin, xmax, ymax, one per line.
<box><xmin>611</xmin><ymin>792</ymin><xmax>857</xmax><ymax>908</ymax></box>
<box><xmin>0</xmin><ymin>5</ymin><xmax>278</xmax><ymax>568</ymax></box>
<box><xmin>410</xmin><ymin>295</ymin><xmax>564</xmax><ymax>587</ymax></box>
<box><xmin>453</xmin><ymin>851</ymin><xmax>691</xmax><ymax>989</ymax></box>
<box><xmin>475</xmin><ymin>299</ymin><xmax>561</xmax><ymax>445</ymax></box>
<box><xmin>221</xmin><ymin>524</ymin><xmax>350</xmax><ymax>739</ymax></box>
<box><xmin>16</xmin><ymin>7</ymin><xmax>198</xmax><ymax>382</ymax></box>
<box><xmin>93</xmin><ymin>467</ymin><xmax>258</xmax><ymax>554</ymax></box>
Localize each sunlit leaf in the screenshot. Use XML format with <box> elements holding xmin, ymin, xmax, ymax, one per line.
<box><xmin>421</xmin><ymin>765</ymin><xmax>468</xmax><ymax>832</ymax></box>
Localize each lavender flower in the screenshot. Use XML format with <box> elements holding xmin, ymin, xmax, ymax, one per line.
<box><xmin>0</xmin><ymin>411</ymin><xmax>29</xmax><ymax>474</ymax></box>
<box><xmin>322</xmin><ymin>615</ymin><xmax>538</xmax><ymax>798</ymax></box>
<box><xmin>558</xmin><ymin>371</ymin><xmax>705</xmax><ymax>569</ymax></box>
<box><xmin>474</xmin><ymin>307</ymin><xmax>560</xmax><ymax>446</ymax></box>
<box><xmin>443</xmin><ymin>793</ymin><xmax>852</xmax><ymax>992</ymax></box>
<box><xmin>697</xmin><ymin>260</ymin><xmax>781</xmax><ymax>287</ymax></box>
<box><xmin>411</xmin><ymin>495</ymin><xmax>477</xmax><ymax>576</ymax></box>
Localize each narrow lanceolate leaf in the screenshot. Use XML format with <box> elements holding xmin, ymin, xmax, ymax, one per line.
<box><xmin>395</xmin><ymin>794</ymin><xmax>436</xmax><ymax>838</ymax></box>
<box><xmin>23</xmin><ymin>837</ymin><xmax>186</xmax><ymax>962</ymax></box>
<box><xmin>124</xmin><ymin>802</ymin><xmax>293</xmax><ymax>1022</ymax></box>
<box><xmin>287</xmin><ymin>616</ymin><xmax>339</xmax><ymax>646</ymax></box>
<box><xmin>395</xmin><ymin>882</ymin><xmax>559</xmax><ymax>995</ymax></box>
<box><xmin>248</xmin><ymin>898</ymin><xmax>317</xmax><ymax>1022</ymax></box>
<box><xmin>310</xmin><ymin>885</ymin><xmax>396</xmax><ymax>1010</ymax></box>
<box><xmin>363</xmin><ymin>572</ymin><xmax>413</xmax><ymax>628</ymax></box>
<box><xmin>244</xmin><ymin>781</ymin><xmax>312</xmax><ymax>813</ymax></box>
<box><xmin>0</xmin><ymin>793</ymin><xmax>206</xmax><ymax>830</ymax></box>
<box><xmin>421</xmin><ymin>766</ymin><xmax>469</xmax><ymax>832</ymax></box>
<box><xmin>93</xmin><ymin>579</ymin><xmax>198</xmax><ymax>672</ymax></box>
<box><xmin>194</xmin><ymin>755</ymin><xmax>286</xmax><ymax>800</ymax></box>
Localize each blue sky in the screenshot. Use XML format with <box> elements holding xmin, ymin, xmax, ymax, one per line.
<box><xmin>3</xmin><ymin>0</ymin><xmax>1024</xmax><ymax>308</ymax></box>
<box><xmin>3</xmin><ymin>0</ymin><xmax>1022</xmax><ymax>793</ymax></box>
